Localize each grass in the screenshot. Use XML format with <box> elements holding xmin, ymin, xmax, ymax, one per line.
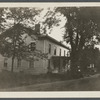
<box><xmin>0</xmin><ymin>70</ymin><xmax>98</xmax><ymax>91</ymax></box>
<box><xmin>0</xmin><ymin>70</ymin><xmax>70</xmax><ymax>89</ymax></box>
<box><xmin>1</xmin><ymin>72</ymin><xmax>100</xmax><ymax>91</ymax></box>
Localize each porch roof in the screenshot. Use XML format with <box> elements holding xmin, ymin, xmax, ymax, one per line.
<box><xmin>52</xmin><ymin>56</ymin><xmax>70</xmax><ymax>59</ymax></box>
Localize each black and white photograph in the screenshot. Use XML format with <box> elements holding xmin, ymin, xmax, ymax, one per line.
<box><xmin>0</xmin><ymin>3</ymin><xmax>100</xmax><ymax>93</ymax></box>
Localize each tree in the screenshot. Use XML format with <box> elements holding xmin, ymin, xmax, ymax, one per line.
<box><xmin>0</xmin><ymin>8</ymin><xmax>7</xmax><ymax>30</ymax></box>
<box><xmin>0</xmin><ymin>23</ymin><xmax>48</xmax><ymax>72</ymax></box>
<box><xmin>0</xmin><ymin>24</ymin><xmax>33</xmax><ymax>71</ymax></box>
<box><xmin>48</xmin><ymin>7</ymin><xmax>100</xmax><ymax>76</ymax></box>
<box><xmin>80</xmin><ymin>46</ymin><xmax>99</xmax><ymax>74</ymax></box>
<box><xmin>0</xmin><ymin>8</ymin><xmax>43</xmax><ymax>72</ymax></box>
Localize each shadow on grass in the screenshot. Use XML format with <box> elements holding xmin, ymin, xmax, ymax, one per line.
<box><xmin>0</xmin><ymin>70</ymin><xmax>86</xmax><ymax>89</ymax></box>
<box><xmin>0</xmin><ymin>70</ymin><xmax>70</xmax><ymax>89</ymax></box>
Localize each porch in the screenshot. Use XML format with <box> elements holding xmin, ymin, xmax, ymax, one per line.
<box><xmin>50</xmin><ymin>56</ymin><xmax>70</xmax><ymax>74</ymax></box>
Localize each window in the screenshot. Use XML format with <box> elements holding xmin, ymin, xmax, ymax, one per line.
<box><xmin>67</xmin><ymin>51</ymin><xmax>70</xmax><ymax>57</ymax></box>
<box><xmin>59</xmin><ymin>49</ymin><xmax>61</xmax><ymax>56</ymax></box>
<box><xmin>29</xmin><ymin>60</ymin><xmax>34</xmax><ymax>68</ymax></box>
<box><xmin>29</xmin><ymin>41</ymin><xmax>36</xmax><ymax>51</ymax></box>
<box><xmin>49</xmin><ymin>44</ymin><xmax>51</xmax><ymax>54</ymax></box>
<box><xmin>54</xmin><ymin>47</ymin><xmax>57</xmax><ymax>55</ymax></box>
<box><xmin>4</xmin><ymin>58</ymin><xmax>8</xmax><ymax>68</ymax></box>
<box><xmin>17</xmin><ymin>59</ymin><xmax>21</xmax><ymax>67</ymax></box>
<box><xmin>64</xmin><ymin>50</ymin><xmax>66</xmax><ymax>56</ymax></box>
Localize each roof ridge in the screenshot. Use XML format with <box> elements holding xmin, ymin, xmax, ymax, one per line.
<box><xmin>39</xmin><ymin>34</ymin><xmax>70</xmax><ymax>50</ymax></box>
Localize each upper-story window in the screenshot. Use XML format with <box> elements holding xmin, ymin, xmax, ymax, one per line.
<box><xmin>49</xmin><ymin>44</ymin><xmax>51</xmax><ymax>54</ymax></box>
<box><xmin>59</xmin><ymin>48</ymin><xmax>61</xmax><ymax>56</ymax></box>
<box><xmin>54</xmin><ymin>47</ymin><xmax>57</xmax><ymax>55</ymax></box>
<box><xmin>29</xmin><ymin>41</ymin><xmax>36</xmax><ymax>51</ymax></box>
<box><xmin>64</xmin><ymin>50</ymin><xmax>66</xmax><ymax>56</ymax></box>
<box><xmin>67</xmin><ymin>51</ymin><xmax>70</xmax><ymax>57</ymax></box>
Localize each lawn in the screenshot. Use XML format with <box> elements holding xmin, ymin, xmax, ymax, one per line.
<box><xmin>0</xmin><ymin>70</ymin><xmax>98</xmax><ymax>91</ymax></box>
<box><xmin>0</xmin><ymin>70</ymin><xmax>69</xmax><ymax>89</ymax></box>
<box><xmin>3</xmin><ymin>74</ymin><xmax>100</xmax><ymax>91</ymax></box>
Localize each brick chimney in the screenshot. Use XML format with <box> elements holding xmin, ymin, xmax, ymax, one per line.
<box><xmin>35</xmin><ymin>24</ymin><xmax>40</xmax><ymax>35</ymax></box>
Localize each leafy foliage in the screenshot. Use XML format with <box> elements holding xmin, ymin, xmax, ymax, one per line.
<box><xmin>50</xmin><ymin>7</ymin><xmax>100</xmax><ymax>76</ymax></box>
<box><xmin>5</xmin><ymin>7</ymin><xmax>43</xmax><ymax>24</ymax></box>
<box><xmin>0</xmin><ymin>23</ymin><xmax>48</xmax><ymax>72</ymax></box>
<box><xmin>0</xmin><ymin>8</ymin><xmax>43</xmax><ymax>72</ymax></box>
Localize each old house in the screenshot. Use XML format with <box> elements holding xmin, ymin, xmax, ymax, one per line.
<box><xmin>0</xmin><ymin>24</ymin><xmax>70</xmax><ymax>74</ymax></box>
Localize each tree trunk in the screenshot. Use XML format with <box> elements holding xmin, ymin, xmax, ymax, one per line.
<box><xmin>11</xmin><ymin>56</ymin><xmax>15</xmax><ymax>72</ymax></box>
<box><xmin>70</xmin><ymin>50</ymin><xmax>81</xmax><ymax>78</ymax></box>
<box><xmin>70</xmin><ymin>56</ymin><xmax>78</xmax><ymax>72</ymax></box>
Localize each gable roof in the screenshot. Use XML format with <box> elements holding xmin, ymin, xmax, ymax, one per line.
<box><xmin>38</xmin><ymin>35</ymin><xmax>70</xmax><ymax>50</ymax></box>
<box><xmin>1</xmin><ymin>24</ymin><xmax>70</xmax><ymax>50</ymax></box>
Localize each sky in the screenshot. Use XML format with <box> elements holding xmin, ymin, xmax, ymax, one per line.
<box><xmin>38</xmin><ymin>8</ymin><xmax>100</xmax><ymax>48</ymax></box>
<box><xmin>36</xmin><ymin>7</ymin><xmax>67</xmax><ymax>42</ymax></box>
<box><xmin>4</xmin><ymin>7</ymin><xmax>67</xmax><ymax>44</ymax></box>
<box><xmin>4</xmin><ymin>7</ymin><xmax>100</xmax><ymax>49</ymax></box>
<box><xmin>3</xmin><ymin>7</ymin><xmax>100</xmax><ymax>49</ymax></box>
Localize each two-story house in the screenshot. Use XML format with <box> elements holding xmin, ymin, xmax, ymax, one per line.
<box><xmin>0</xmin><ymin>24</ymin><xmax>70</xmax><ymax>74</ymax></box>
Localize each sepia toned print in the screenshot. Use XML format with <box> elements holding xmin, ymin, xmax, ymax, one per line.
<box><xmin>0</xmin><ymin>4</ymin><xmax>100</xmax><ymax>92</ymax></box>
